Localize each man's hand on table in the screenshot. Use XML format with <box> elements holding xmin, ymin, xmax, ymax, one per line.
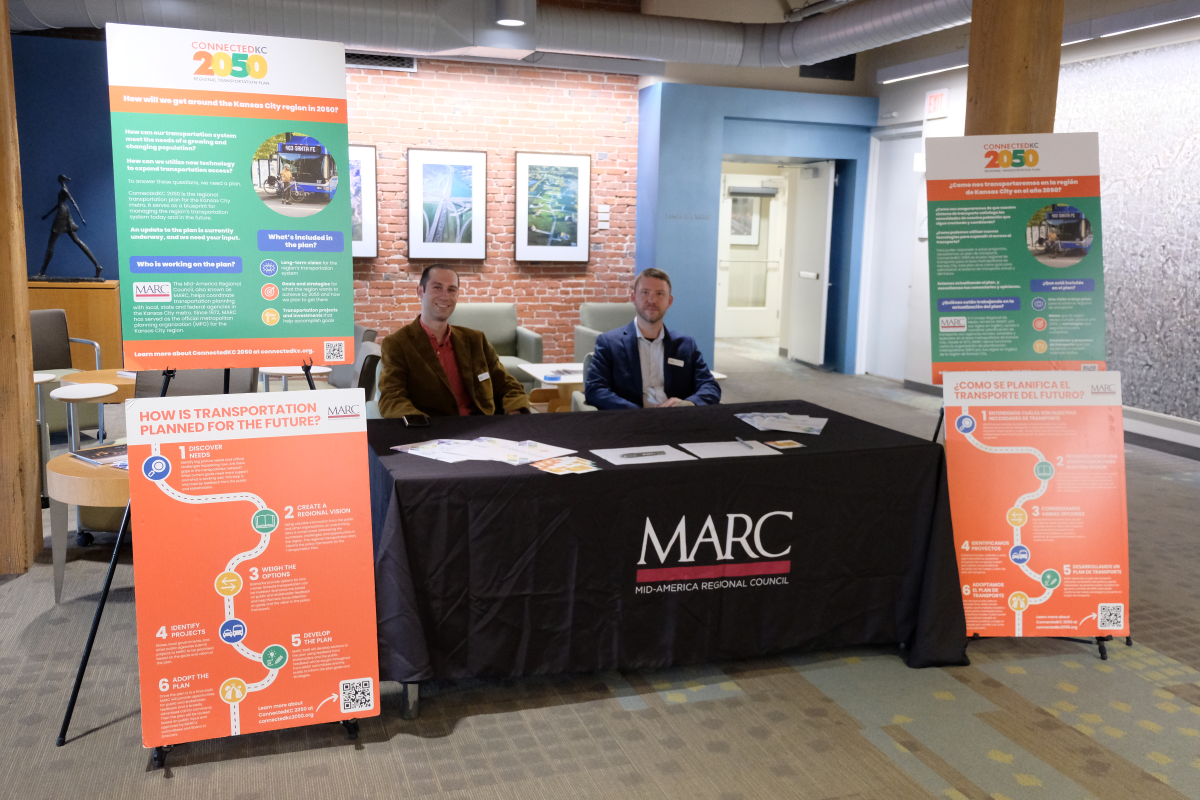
<box><xmin>654</xmin><ymin>397</ymin><xmax>694</xmax><ymax>408</ymax></box>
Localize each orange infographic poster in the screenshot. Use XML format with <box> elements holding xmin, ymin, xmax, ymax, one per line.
<box><xmin>125</xmin><ymin>389</ymin><xmax>378</xmax><ymax>747</ymax></box>
<box><xmin>944</xmin><ymin>372</ymin><xmax>1129</xmax><ymax>638</ymax></box>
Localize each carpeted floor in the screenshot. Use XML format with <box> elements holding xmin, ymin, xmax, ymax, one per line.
<box><xmin>5</xmin><ymin>339</ymin><xmax>1199</xmax><ymax>799</ymax></box>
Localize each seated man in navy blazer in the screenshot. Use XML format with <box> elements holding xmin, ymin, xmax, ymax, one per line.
<box><xmin>585</xmin><ymin>267</ymin><xmax>721</xmax><ymax>409</ymax></box>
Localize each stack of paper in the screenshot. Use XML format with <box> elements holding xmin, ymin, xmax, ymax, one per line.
<box><xmin>736</xmin><ymin>412</ymin><xmax>828</xmax><ymax>436</ymax></box>
<box><xmin>531</xmin><ymin>456</ymin><xmax>600</xmax><ymax>475</ymax></box>
<box><xmin>393</xmin><ymin>437</ymin><xmax>575</xmax><ymax>465</ymax></box>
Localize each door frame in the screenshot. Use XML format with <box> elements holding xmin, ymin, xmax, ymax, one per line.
<box><xmin>855</xmin><ymin>121</ymin><xmax>924</xmax><ymax>375</ymax></box>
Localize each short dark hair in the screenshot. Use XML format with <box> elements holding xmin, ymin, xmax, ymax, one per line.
<box><xmin>633</xmin><ymin>267</ymin><xmax>671</xmax><ymax>292</ymax></box>
<box><xmin>419</xmin><ymin>264</ymin><xmax>460</xmax><ymax>289</ymax></box>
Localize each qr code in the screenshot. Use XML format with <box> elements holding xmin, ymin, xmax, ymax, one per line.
<box><xmin>325</xmin><ymin>340</ymin><xmax>346</xmax><ymax>362</ymax></box>
<box><xmin>1098</xmin><ymin>603</ymin><xmax>1124</xmax><ymax>630</ymax></box>
<box><xmin>340</xmin><ymin>677</ymin><xmax>375</xmax><ymax>712</ymax></box>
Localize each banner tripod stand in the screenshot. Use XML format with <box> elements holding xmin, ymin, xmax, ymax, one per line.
<box><xmin>967</xmin><ymin>631</ymin><xmax>1133</xmax><ymax>661</ymax></box>
<box><xmin>55</xmin><ymin>368</ymin><xmax>220</xmax><ymax>769</ymax></box>
<box><xmin>932</xmin><ymin>404</ymin><xmax>945</xmax><ymax>442</ymax></box>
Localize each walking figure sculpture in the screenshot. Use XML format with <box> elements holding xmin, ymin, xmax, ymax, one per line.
<box><xmin>38</xmin><ymin>175</ymin><xmax>103</xmax><ymax>278</ymax></box>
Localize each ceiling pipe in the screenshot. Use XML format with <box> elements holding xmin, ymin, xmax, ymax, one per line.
<box><xmin>9</xmin><ymin>0</ymin><xmax>974</xmax><ymax>68</ymax></box>
<box><xmin>784</xmin><ymin>0</ymin><xmax>861</xmax><ymax>24</ymax></box>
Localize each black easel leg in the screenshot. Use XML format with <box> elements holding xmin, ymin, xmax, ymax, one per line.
<box><xmin>223</xmin><ymin>368</ymin><xmax>231</xmax><ymax>395</ymax></box>
<box><xmin>301</xmin><ymin>358</ymin><xmax>316</xmax><ymax>390</ymax></box>
<box><xmin>57</xmin><ymin>501</ymin><xmax>131</xmax><ymax>746</ymax></box>
<box><xmin>159</xmin><ymin>369</ymin><xmax>176</xmax><ymax>397</ymax></box>
<box><xmin>932</xmin><ymin>406</ymin><xmax>945</xmax><ymax>442</ymax></box>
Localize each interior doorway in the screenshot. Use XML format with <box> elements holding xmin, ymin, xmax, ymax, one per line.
<box><xmin>863</xmin><ymin>131</ymin><xmax>925</xmax><ymax>382</ymax></box>
<box><xmin>714</xmin><ymin>157</ymin><xmax>836</xmax><ymax>366</ymax></box>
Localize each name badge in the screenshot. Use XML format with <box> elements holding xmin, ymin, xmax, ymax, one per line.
<box><xmin>478</xmin><ymin>372</ymin><xmax>491</xmax><ymax>382</ymax></box>
<box><xmin>667</xmin><ymin>357</ymin><xmax>685</xmax><ymax>367</ymax></box>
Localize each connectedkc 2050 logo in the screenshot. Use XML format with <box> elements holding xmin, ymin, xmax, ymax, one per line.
<box><xmin>634</xmin><ymin>511</ymin><xmax>793</xmax><ymax>592</ymax></box>
<box><xmin>984</xmin><ymin>142</ymin><xmax>1040</xmax><ymax>169</ymax></box>
<box><xmin>192</xmin><ymin>40</ymin><xmax>269</xmax><ymax>80</ymax></box>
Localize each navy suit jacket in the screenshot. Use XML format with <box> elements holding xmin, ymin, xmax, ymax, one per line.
<box><xmin>585</xmin><ymin>320</ymin><xmax>721</xmax><ymax>409</ymax></box>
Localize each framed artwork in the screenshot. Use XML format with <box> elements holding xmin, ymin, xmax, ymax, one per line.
<box><xmin>348</xmin><ymin>145</ymin><xmax>377</xmax><ymax>258</ymax></box>
<box><xmin>515</xmin><ymin>152</ymin><xmax>590</xmax><ymax>262</ymax></box>
<box><xmin>407</xmin><ymin>149</ymin><xmax>486</xmax><ymax>259</ymax></box>
<box><xmin>729</xmin><ymin>196</ymin><xmax>760</xmax><ymax>246</ymax></box>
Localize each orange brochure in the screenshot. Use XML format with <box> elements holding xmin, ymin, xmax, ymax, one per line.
<box><xmin>125</xmin><ymin>389</ymin><xmax>378</xmax><ymax>747</ymax></box>
<box><xmin>944</xmin><ymin>372</ymin><xmax>1129</xmax><ymax>638</ymax></box>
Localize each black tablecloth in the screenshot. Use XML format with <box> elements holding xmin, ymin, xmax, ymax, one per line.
<box><xmin>368</xmin><ymin>400</ymin><xmax>968</xmax><ymax>683</ymax></box>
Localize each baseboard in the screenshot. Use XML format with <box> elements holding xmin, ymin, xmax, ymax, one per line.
<box><xmin>1123</xmin><ymin>431</ymin><xmax>1200</xmax><ymax>462</ymax></box>
<box><xmin>903</xmin><ymin>379</ymin><xmax>942</xmax><ymax>398</ymax></box>
<box><xmin>1123</xmin><ymin>406</ymin><xmax>1200</xmax><ymax>462</ymax></box>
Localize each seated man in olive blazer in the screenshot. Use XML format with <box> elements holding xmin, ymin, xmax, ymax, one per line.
<box><xmin>377</xmin><ymin>265</ymin><xmax>532</xmax><ymax>418</ymax></box>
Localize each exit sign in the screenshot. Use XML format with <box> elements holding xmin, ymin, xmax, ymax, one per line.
<box><xmin>925</xmin><ymin>89</ymin><xmax>950</xmax><ymax>120</ymax></box>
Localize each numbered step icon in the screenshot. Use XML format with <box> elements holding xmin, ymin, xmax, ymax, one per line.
<box><xmin>1041</xmin><ymin>569</ymin><xmax>1061</xmax><ymax>589</ymax></box>
<box><xmin>1009</xmin><ymin>545</ymin><xmax>1030</xmax><ymax>565</ymax></box>
<box><xmin>1034</xmin><ymin>461</ymin><xmax>1055</xmax><ymax>480</ymax></box>
<box><xmin>251</xmin><ymin>509</ymin><xmax>280</xmax><ymax>534</ymax></box>
<box><xmin>214</xmin><ymin>571</ymin><xmax>243</xmax><ymax>597</ymax></box>
<box><xmin>1006</xmin><ymin>507</ymin><xmax>1028</xmax><ymax>527</ymax></box>
<box><xmin>142</xmin><ymin>455</ymin><xmax>171</xmax><ymax>481</ymax></box>
<box><xmin>219</xmin><ymin>618</ymin><xmax>247</xmax><ymax>643</ymax></box>
<box><xmin>1008</xmin><ymin>592</ymin><xmax>1030</xmax><ymax>612</ymax></box>
<box><xmin>262</xmin><ymin>644</ymin><xmax>289</xmax><ymax>670</ymax></box>
<box><xmin>220</xmin><ymin>677</ymin><xmax>248</xmax><ymax>704</ymax></box>
<box><xmin>955</xmin><ymin>414</ymin><xmax>977</xmax><ymax>435</ymax></box>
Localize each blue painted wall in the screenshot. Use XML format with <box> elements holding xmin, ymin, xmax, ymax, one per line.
<box><xmin>637</xmin><ymin>83</ymin><xmax>877</xmax><ymax>373</ymax></box>
<box><xmin>13</xmin><ymin>36</ymin><xmax>118</xmax><ymax>279</ymax></box>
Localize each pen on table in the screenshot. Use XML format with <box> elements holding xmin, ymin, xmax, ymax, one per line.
<box><xmin>735</xmin><ymin>437</ymin><xmax>754</xmax><ymax>450</ymax></box>
<box><xmin>620</xmin><ymin>451</ymin><xmax>666</xmax><ymax>459</ymax></box>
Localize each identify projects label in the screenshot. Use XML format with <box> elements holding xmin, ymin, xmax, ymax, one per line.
<box><xmin>126</xmin><ymin>389</ymin><xmax>378</xmax><ymax>747</ymax></box>
<box><xmin>925</xmin><ymin>134</ymin><xmax>1107</xmax><ymax>384</ymax></box>
<box><xmin>942</xmin><ymin>372</ymin><xmax>1129</xmax><ymax>639</ymax></box>
<box><xmin>106</xmin><ymin>23</ymin><xmax>353</xmax><ymax>369</ymax></box>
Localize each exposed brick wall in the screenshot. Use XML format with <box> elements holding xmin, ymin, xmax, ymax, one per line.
<box><xmin>347</xmin><ymin>60</ymin><xmax>639</xmax><ymax>361</ymax></box>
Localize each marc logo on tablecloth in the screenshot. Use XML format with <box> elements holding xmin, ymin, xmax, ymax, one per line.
<box><xmin>634</xmin><ymin>511</ymin><xmax>793</xmax><ymax>589</ymax></box>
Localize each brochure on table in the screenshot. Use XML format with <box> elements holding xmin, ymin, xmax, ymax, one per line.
<box><xmin>106</xmin><ymin>24</ymin><xmax>353</xmax><ymax>370</ymax></box>
<box><xmin>943</xmin><ymin>372</ymin><xmax>1129</xmax><ymax>639</ymax></box>
<box><xmin>126</xmin><ymin>389</ymin><xmax>379</xmax><ymax>747</ymax></box>
<box><xmin>925</xmin><ymin>134</ymin><xmax>1107</xmax><ymax>384</ymax></box>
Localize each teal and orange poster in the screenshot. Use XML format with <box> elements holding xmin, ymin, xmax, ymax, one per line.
<box><xmin>125</xmin><ymin>389</ymin><xmax>378</xmax><ymax>747</ymax></box>
<box><xmin>943</xmin><ymin>372</ymin><xmax>1129</xmax><ymax>638</ymax></box>
<box><xmin>925</xmin><ymin>134</ymin><xmax>1106</xmax><ymax>384</ymax></box>
<box><xmin>106</xmin><ymin>23</ymin><xmax>353</xmax><ymax>370</ymax></box>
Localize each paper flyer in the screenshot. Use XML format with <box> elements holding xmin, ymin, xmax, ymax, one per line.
<box><xmin>925</xmin><ymin>134</ymin><xmax>1107</xmax><ymax>384</ymax></box>
<box><xmin>126</xmin><ymin>389</ymin><xmax>379</xmax><ymax>747</ymax></box>
<box><xmin>106</xmin><ymin>24</ymin><xmax>353</xmax><ymax>369</ymax></box>
<box><xmin>943</xmin><ymin>372</ymin><xmax>1129</xmax><ymax>638</ymax></box>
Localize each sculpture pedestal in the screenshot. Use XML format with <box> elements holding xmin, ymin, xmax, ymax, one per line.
<box><xmin>27</xmin><ymin>280</ymin><xmax>123</xmax><ymax>370</ymax></box>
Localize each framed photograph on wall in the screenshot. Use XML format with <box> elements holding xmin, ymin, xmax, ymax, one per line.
<box><xmin>407</xmin><ymin>149</ymin><xmax>486</xmax><ymax>259</ymax></box>
<box><xmin>728</xmin><ymin>196</ymin><xmax>760</xmax><ymax>246</ymax></box>
<box><xmin>349</xmin><ymin>145</ymin><xmax>377</xmax><ymax>258</ymax></box>
<box><xmin>515</xmin><ymin>152</ymin><xmax>590</xmax><ymax>262</ymax></box>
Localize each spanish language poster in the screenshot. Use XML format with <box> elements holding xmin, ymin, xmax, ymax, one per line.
<box><xmin>125</xmin><ymin>389</ymin><xmax>378</xmax><ymax>747</ymax></box>
<box><xmin>925</xmin><ymin>133</ymin><xmax>1107</xmax><ymax>384</ymax></box>
<box><xmin>943</xmin><ymin>372</ymin><xmax>1129</xmax><ymax>639</ymax></box>
<box><xmin>106</xmin><ymin>23</ymin><xmax>353</xmax><ymax>370</ymax></box>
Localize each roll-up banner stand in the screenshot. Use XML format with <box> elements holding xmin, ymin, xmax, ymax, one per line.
<box><xmin>126</xmin><ymin>390</ymin><xmax>378</xmax><ymax>747</ymax></box>
<box><xmin>106</xmin><ymin>23</ymin><xmax>354</xmax><ymax>370</ymax></box>
<box><xmin>927</xmin><ymin>134</ymin><xmax>1129</xmax><ymax>641</ymax></box>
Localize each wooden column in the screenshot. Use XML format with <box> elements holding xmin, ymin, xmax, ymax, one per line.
<box><xmin>965</xmin><ymin>0</ymin><xmax>1065</xmax><ymax>135</ymax></box>
<box><xmin>0</xmin><ymin>6</ymin><xmax>41</xmax><ymax>574</ymax></box>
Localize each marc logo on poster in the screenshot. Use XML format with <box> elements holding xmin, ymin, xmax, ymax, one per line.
<box><xmin>133</xmin><ymin>282</ymin><xmax>172</xmax><ymax>302</ymax></box>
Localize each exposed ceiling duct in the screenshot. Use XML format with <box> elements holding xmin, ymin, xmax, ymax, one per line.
<box><xmin>9</xmin><ymin>0</ymin><xmax>973</xmax><ymax>68</ymax></box>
